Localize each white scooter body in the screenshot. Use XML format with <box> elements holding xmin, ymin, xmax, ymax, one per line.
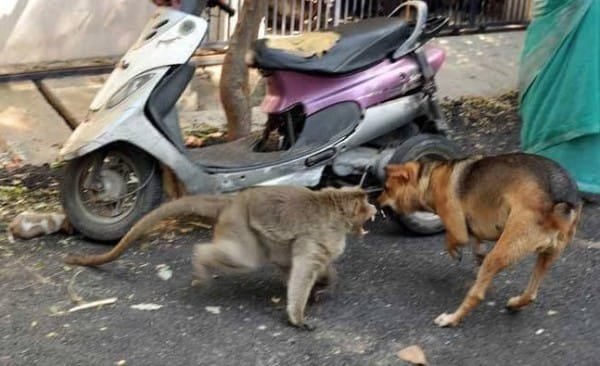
<box><xmin>59</xmin><ymin>1</ymin><xmax>457</xmax><ymax>241</ymax></box>
<box><xmin>61</xmin><ymin>5</ymin><xmax>342</xmax><ymax>194</ymax></box>
<box><xmin>60</xmin><ymin>8</ymin><xmax>228</xmax><ymax>192</ymax></box>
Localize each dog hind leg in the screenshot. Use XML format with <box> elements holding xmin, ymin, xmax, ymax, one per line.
<box><xmin>434</xmin><ymin>212</ymin><xmax>535</xmax><ymax>327</ymax></box>
<box><xmin>505</xmin><ymin>248</ymin><xmax>560</xmax><ymax>310</ymax></box>
<box><xmin>506</xmin><ymin>208</ymin><xmax>579</xmax><ymax>310</ymax></box>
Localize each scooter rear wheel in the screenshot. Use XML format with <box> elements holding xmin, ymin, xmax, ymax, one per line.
<box><xmin>387</xmin><ymin>133</ymin><xmax>462</xmax><ymax>235</ymax></box>
<box><xmin>61</xmin><ymin>144</ymin><xmax>163</xmax><ymax>242</ymax></box>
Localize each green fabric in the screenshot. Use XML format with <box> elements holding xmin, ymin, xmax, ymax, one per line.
<box><xmin>538</xmin><ymin>134</ymin><xmax>600</xmax><ymax>193</ymax></box>
<box><xmin>519</xmin><ymin>0</ymin><xmax>600</xmax><ymax>193</ymax></box>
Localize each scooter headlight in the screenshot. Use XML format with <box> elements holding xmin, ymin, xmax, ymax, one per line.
<box><xmin>106</xmin><ymin>72</ymin><xmax>155</xmax><ymax>109</ymax></box>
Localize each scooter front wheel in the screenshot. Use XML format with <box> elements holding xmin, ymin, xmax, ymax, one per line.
<box><xmin>60</xmin><ymin>144</ymin><xmax>163</xmax><ymax>242</ymax></box>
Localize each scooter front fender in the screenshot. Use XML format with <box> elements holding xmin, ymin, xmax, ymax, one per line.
<box><xmin>59</xmin><ymin>71</ymin><xmax>218</xmax><ymax>193</ymax></box>
<box><xmin>61</xmin><ymin>108</ymin><xmax>218</xmax><ymax>193</ymax></box>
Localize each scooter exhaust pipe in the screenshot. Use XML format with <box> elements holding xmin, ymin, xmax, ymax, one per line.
<box><xmin>343</xmin><ymin>94</ymin><xmax>425</xmax><ymax>148</ymax></box>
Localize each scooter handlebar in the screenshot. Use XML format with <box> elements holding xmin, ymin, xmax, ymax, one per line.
<box><xmin>389</xmin><ymin>0</ymin><xmax>429</xmax><ymax>59</ymax></box>
<box><xmin>179</xmin><ymin>0</ymin><xmax>235</xmax><ymax>16</ymax></box>
<box><xmin>208</xmin><ymin>0</ymin><xmax>236</xmax><ymax>16</ymax></box>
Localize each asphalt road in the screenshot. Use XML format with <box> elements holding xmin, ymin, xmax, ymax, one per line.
<box><xmin>1</xmin><ymin>94</ymin><xmax>598</xmax><ymax>365</ymax></box>
<box><xmin>1</xmin><ymin>208</ymin><xmax>598</xmax><ymax>366</ymax></box>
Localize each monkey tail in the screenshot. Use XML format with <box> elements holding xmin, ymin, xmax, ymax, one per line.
<box><xmin>64</xmin><ymin>194</ymin><xmax>233</xmax><ymax>267</ymax></box>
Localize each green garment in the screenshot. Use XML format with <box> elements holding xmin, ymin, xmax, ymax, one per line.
<box><xmin>519</xmin><ymin>0</ymin><xmax>600</xmax><ymax>193</ymax></box>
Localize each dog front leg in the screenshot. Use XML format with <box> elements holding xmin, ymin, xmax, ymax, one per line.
<box><xmin>445</xmin><ymin>233</ymin><xmax>468</xmax><ymax>262</ymax></box>
<box><xmin>438</xmin><ymin>207</ymin><xmax>469</xmax><ymax>261</ymax></box>
<box><xmin>435</xmin><ymin>242</ymin><xmax>512</xmax><ymax>327</ymax></box>
<box><xmin>472</xmin><ymin>239</ymin><xmax>487</xmax><ymax>266</ymax></box>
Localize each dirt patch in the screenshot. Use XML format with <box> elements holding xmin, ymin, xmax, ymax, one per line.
<box><xmin>0</xmin><ymin>164</ymin><xmax>62</xmax><ymax>190</ymax></box>
<box><xmin>0</xmin><ymin>164</ymin><xmax>63</xmax><ymax>229</ymax></box>
<box><xmin>444</xmin><ymin>90</ymin><xmax>521</xmax><ymax>155</ymax></box>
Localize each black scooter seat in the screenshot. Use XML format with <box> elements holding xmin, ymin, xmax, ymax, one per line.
<box><xmin>251</xmin><ymin>17</ymin><xmax>412</xmax><ymax>75</ymax></box>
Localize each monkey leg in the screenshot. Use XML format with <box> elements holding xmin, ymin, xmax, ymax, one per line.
<box><xmin>279</xmin><ymin>263</ymin><xmax>337</xmax><ymax>303</ymax></box>
<box><xmin>286</xmin><ymin>255</ymin><xmax>326</xmax><ymax>330</ymax></box>
<box><xmin>192</xmin><ymin>238</ymin><xmax>265</xmax><ymax>282</ymax></box>
<box><xmin>309</xmin><ymin>264</ymin><xmax>338</xmax><ymax>303</ymax></box>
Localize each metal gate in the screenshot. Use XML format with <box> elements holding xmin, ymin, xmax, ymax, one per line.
<box><xmin>204</xmin><ymin>0</ymin><xmax>531</xmax><ymax>47</ymax></box>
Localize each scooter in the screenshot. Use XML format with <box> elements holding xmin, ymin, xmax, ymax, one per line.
<box><xmin>59</xmin><ymin>0</ymin><xmax>460</xmax><ymax>241</ymax></box>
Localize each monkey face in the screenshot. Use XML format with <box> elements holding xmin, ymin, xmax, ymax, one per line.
<box><xmin>352</xmin><ymin>196</ymin><xmax>377</xmax><ymax>235</ymax></box>
<box><xmin>377</xmin><ymin>162</ymin><xmax>422</xmax><ymax>215</ymax></box>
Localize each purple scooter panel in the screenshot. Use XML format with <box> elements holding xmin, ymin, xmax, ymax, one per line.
<box><xmin>261</xmin><ymin>46</ymin><xmax>445</xmax><ymax>116</ymax></box>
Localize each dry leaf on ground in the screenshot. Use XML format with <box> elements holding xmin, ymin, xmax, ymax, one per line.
<box><xmin>184</xmin><ymin>135</ymin><xmax>205</xmax><ymax>148</ymax></box>
<box><xmin>205</xmin><ymin>306</ymin><xmax>221</xmax><ymax>314</ymax></box>
<box><xmin>130</xmin><ymin>303</ymin><xmax>163</xmax><ymax>311</ymax></box>
<box><xmin>156</xmin><ymin>264</ymin><xmax>173</xmax><ymax>281</ymax></box>
<box><xmin>397</xmin><ymin>345</ymin><xmax>427</xmax><ymax>365</ymax></box>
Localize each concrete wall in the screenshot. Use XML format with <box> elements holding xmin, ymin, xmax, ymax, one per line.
<box><xmin>0</xmin><ymin>0</ymin><xmax>156</xmax><ymax>66</ymax></box>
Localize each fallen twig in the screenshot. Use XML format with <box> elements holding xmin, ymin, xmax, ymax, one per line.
<box><xmin>67</xmin><ymin>297</ymin><xmax>118</xmax><ymax>313</ymax></box>
<box><xmin>67</xmin><ymin>269</ymin><xmax>84</xmax><ymax>304</ymax></box>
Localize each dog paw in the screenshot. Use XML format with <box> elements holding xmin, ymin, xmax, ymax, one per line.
<box><xmin>447</xmin><ymin>248</ymin><xmax>463</xmax><ymax>262</ymax></box>
<box><xmin>474</xmin><ymin>252</ymin><xmax>486</xmax><ymax>266</ymax></box>
<box><xmin>506</xmin><ymin>295</ymin><xmax>533</xmax><ymax>311</ymax></box>
<box><xmin>434</xmin><ymin>312</ymin><xmax>459</xmax><ymax>327</ymax></box>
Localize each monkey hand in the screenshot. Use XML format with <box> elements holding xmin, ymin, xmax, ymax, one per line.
<box><xmin>288</xmin><ymin>320</ymin><xmax>316</xmax><ymax>331</ymax></box>
<box><xmin>286</xmin><ymin>313</ymin><xmax>316</xmax><ymax>331</ymax></box>
<box><xmin>299</xmin><ymin>323</ymin><xmax>316</xmax><ymax>331</ymax></box>
<box><xmin>352</xmin><ymin>225</ymin><xmax>369</xmax><ymax>236</ymax></box>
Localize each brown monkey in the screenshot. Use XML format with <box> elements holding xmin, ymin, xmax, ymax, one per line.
<box><xmin>65</xmin><ymin>185</ymin><xmax>377</xmax><ymax>329</ymax></box>
<box><xmin>65</xmin><ymin>194</ymin><xmax>233</xmax><ymax>266</ymax></box>
<box><xmin>8</xmin><ymin>211</ymin><xmax>73</xmax><ymax>242</ymax></box>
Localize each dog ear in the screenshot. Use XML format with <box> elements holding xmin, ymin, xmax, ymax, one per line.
<box><xmin>403</xmin><ymin>162</ymin><xmax>420</xmax><ymax>183</ymax></box>
<box><xmin>385</xmin><ymin>163</ymin><xmax>418</xmax><ymax>182</ymax></box>
<box><xmin>385</xmin><ymin>164</ymin><xmax>406</xmax><ymax>179</ymax></box>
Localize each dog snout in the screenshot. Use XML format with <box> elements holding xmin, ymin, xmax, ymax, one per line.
<box><xmin>376</xmin><ymin>192</ymin><xmax>390</xmax><ymax>209</ymax></box>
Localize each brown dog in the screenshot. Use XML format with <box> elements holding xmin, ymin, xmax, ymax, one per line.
<box><xmin>378</xmin><ymin>153</ymin><xmax>582</xmax><ymax>327</ymax></box>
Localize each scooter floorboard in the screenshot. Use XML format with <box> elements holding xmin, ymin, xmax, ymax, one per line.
<box><xmin>188</xmin><ymin>133</ymin><xmax>315</xmax><ymax>170</ymax></box>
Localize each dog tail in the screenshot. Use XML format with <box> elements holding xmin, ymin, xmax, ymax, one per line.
<box><xmin>548</xmin><ymin>201</ymin><xmax>582</xmax><ymax>241</ymax></box>
<box><xmin>64</xmin><ymin>194</ymin><xmax>233</xmax><ymax>267</ymax></box>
